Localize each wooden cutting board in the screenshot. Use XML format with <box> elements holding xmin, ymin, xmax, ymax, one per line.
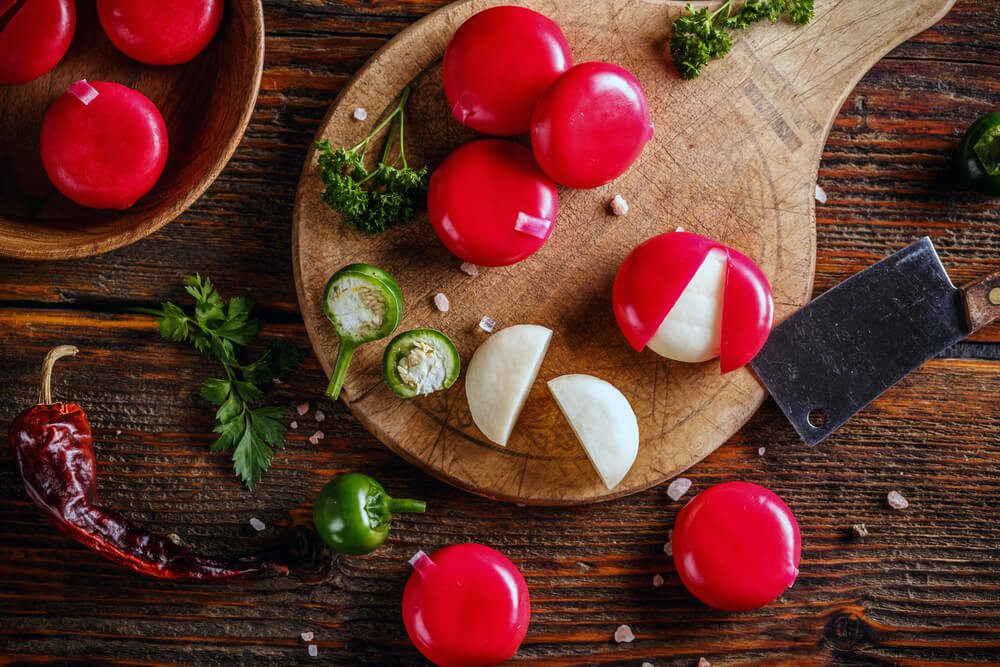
<box><xmin>292</xmin><ymin>0</ymin><xmax>955</xmax><ymax>505</ymax></box>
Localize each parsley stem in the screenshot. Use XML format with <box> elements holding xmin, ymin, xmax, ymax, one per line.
<box><xmin>326</xmin><ymin>339</ymin><xmax>359</xmax><ymax>400</ymax></box>
<box><xmin>349</xmin><ymin>86</ymin><xmax>413</xmax><ymax>154</ymax></box>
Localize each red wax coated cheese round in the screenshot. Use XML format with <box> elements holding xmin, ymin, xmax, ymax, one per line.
<box><xmin>97</xmin><ymin>0</ymin><xmax>223</xmax><ymax>65</ymax></box>
<box><xmin>403</xmin><ymin>544</ymin><xmax>530</xmax><ymax>667</ymax></box>
<box><xmin>672</xmin><ymin>481</ymin><xmax>800</xmax><ymax>612</ymax></box>
<box><xmin>41</xmin><ymin>81</ymin><xmax>168</xmax><ymax>210</ymax></box>
<box><xmin>429</xmin><ymin>139</ymin><xmax>558</xmax><ymax>267</ymax></box>
<box><xmin>443</xmin><ymin>6</ymin><xmax>572</xmax><ymax>136</ymax></box>
<box><xmin>530</xmin><ymin>62</ymin><xmax>654</xmax><ymax>189</ymax></box>
<box><xmin>0</xmin><ymin>0</ymin><xmax>75</xmax><ymax>85</ymax></box>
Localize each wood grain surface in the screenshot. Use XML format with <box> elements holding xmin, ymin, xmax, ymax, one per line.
<box><xmin>0</xmin><ymin>0</ymin><xmax>264</xmax><ymax>260</ymax></box>
<box><xmin>293</xmin><ymin>0</ymin><xmax>954</xmax><ymax>504</ymax></box>
<box><xmin>1</xmin><ymin>0</ymin><xmax>999</xmax><ymax>665</ymax></box>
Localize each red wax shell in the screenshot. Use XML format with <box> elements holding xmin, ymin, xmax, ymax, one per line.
<box><xmin>530</xmin><ymin>61</ymin><xmax>654</xmax><ymax>189</ymax></box>
<box><xmin>403</xmin><ymin>544</ymin><xmax>530</xmax><ymax>667</ymax></box>
<box><xmin>443</xmin><ymin>6</ymin><xmax>572</xmax><ymax>136</ymax></box>
<box><xmin>672</xmin><ymin>482</ymin><xmax>800</xmax><ymax>612</ymax></box>
<box><xmin>428</xmin><ymin>139</ymin><xmax>558</xmax><ymax>267</ymax></box>
<box><xmin>97</xmin><ymin>0</ymin><xmax>224</xmax><ymax>65</ymax></box>
<box><xmin>0</xmin><ymin>0</ymin><xmax>75</xmax><ymax>85</ymax></box>
<box><xmin>41</xmin><ymin>81</ymin><xmax>168</xmax><ymax>210</ymax></box>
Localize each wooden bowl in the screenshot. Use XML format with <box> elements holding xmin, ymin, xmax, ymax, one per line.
<box><xmin>0</xmin><ymin>1</ymin><xmax>264</xmax><ymax>260</ymax></box>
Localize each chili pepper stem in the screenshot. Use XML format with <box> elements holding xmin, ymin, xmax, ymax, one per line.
<box><xmin>388</xmin><ymin>498</ymin><xmax>427</xmax><ymax>514</ymax></box>
<box><xmin>38</xmin><ymin>345</ymin><xmax>79</xmax><ymax>404</ymax></box>
<box><xmin>326</xmin><ymin>339</ymin><xmax>359</xmax><ymax>400</ymax></box>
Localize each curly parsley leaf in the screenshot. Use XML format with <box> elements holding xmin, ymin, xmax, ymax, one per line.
<box><xmin>132</xmin><ymin>276</ymin><xmax>305</xmax><ymax>489</ymax></box>
<box><xmin>316</xmin><ymin>86</ymin><xmax>429</xmax><ymax>234</ymax></box>
<box><xmin>671</xmin><ymin>0</ymin><xmax>814</xmax><ymax>80</ymax></box>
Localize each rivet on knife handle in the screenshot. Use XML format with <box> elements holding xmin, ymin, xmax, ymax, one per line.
<box><xmin>961</xmin><ymin>269</ymin><xmax>1000</xmax><ymax>334</ymax></box>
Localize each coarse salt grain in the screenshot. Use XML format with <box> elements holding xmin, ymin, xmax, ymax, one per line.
<box><xmin>699</xmin><ymin>658</ymin><xmax>712</xmax><ymax>667</ymax></box>
<box><xmin>643</xmin><ymin>663</ymin><xmax>654</xmax><ymax>667</ymax></box>
<box><xmin>887</xmin><ymin>490</ymin><xmax>909</xmax><ymax>510</ymax></box>
<box><xmin>307</xmin><ymin>644</ymin><xmax>318</xmax><ymax>657</ymax></box>
<box><xmin>663</xmin><ymin>540</ymin><xmax>673</xmax><ymax>557</ymax></box>
<box><xmin>758</xmin><ymin>446</ymin><xmax>766</xmax><ymax>456</ymax></box>
<box><xmin>296</xmin><ymin>402</ymin><xmax>310</xmax><ymax>416</ymax></box>
<box><xmin>609</xmin><ymin>194</ymin><xmax>629</xmax><ymax>216</ymax></box>
<box><xmin>675</xmin><ymin>226</ymin><xmax>685</xmax><ymax>232</ymax></box>
<box><xmin>249</xmin><ymin>517</ymin><xmax>266</xmax><ymax>532</ymax></box>
<box><xmin>434</xmin><ymin>293</ymin><xmax>450</xmax><ymax>312</ymax></box>
<box><xmin>653</xmin><ymin>574</ymin><xmax>664</xmax><ymax>587</ymax></box>
<box><xmin>315</xmin><ymin>410</ymin><xmax>325</xmax><ymax>422</ymax></box>
<box><xmin>460</xmin><ymin>261</ymin><xmax>479</xmax><ymax>276</ymax></box>
<box><xmin>852</xmin><ymin>523</ymin><xmax>869</xmax><ymax>538</ymax></box>
<box><xmin>614</xmin><ymin>624</ymin><xmax>635</xmax><ymax>643</ymax></box>
<box><xmin>513</xmin><ymin>211</ymin><xmax>552</xmax><ymax>239</ymax></box>
<box><xmin>290</xmin><ymin>421</ymin><xmax>298</xmax><ymax>429</ymax></box>
<box><xmin>479</xmin><ymin>316</ymin><xmax>496</xmax><ymax>333</ymax></box>
<box><xmin>308</xmin><ymin>430</ymin><xmax>324</xmax><ymax>445</ymax></box>
<box><xmin>667</xmin><ymin>477</ymin><xmax>692</xmax><ymax>501</ymax></box>
<box><xmin>272</xmin><ymin>378</ymin><xmax>283</xmax><ymax>384</ymax></box>
<box><xmin>353</xmin><ymin>107</ymin><xmax>367</xmax><ymax>121</ymax></box>
<box><xmin>300</xmin><ymin>631</ymin><xmax>314</xmax><ymax>642</ymax></box>
<box><xmin>815</xmin><ymin>183</ymin><xmax>828</xmax><ymax>204</ymax></box>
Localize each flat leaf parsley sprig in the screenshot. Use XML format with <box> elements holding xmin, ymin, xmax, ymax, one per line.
<box><xmin>133</xmin><ymin>275</ymin><xmax>305</xmax><ymax>489</ymax></box>
<box><xmin>671</xmin><ymin>0</ymin><xmax>814</xmax><ymax>80</ymax></box>
<box><xmin>316</xmin><ymin>86</ymin><xmax>429</xmax><ymax>234</ymax></box>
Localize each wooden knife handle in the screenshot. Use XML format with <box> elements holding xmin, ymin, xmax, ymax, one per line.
<box><xmin>961</xmin><ymin>270</ymin><xmax>1000</xmax><ymax>333</ymax></box>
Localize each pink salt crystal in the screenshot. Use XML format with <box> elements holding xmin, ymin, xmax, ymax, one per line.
<box><xmin>296</xmin><ymin>402</ymin><xmax>310</xmax><ymax>416</ymax></box>
<box><xmin>758</xmin><ymin>447</ymin><xmax>766</xmax><ymax>456</ymax></box>
<box><xmin>643</xmin><ymin>663</ymin><xmax>654</xmax><ymax>667</ymax></box>
<box><xmin>290</xmin><ymin>421</ymin><xmax>298</xmax><ymax>429</ymax></box>
<box><xmin>663</xmin><ymin>541</ymin><xmax>673</xmax><ymax>557</ymax></box>
<box><xmin>353</xmin><ymin>107</ymin><xmax>367</xmax><ymax>121</ymax></box>
<box><xmin>300</xmin><ymin>631</ymin><xmax>314</xmax><ymax>642</ymax></box>
<box><xmin>614</xmin><ymin>624</ymin><xmax>635</xmax><ymax>643</ymax></box>
<box><xmin>699</xmin><ymin>658</ymin><xmax>712</xmax><ymax>667</ymax></box>
<box><xmin>478</xmin><ymin>316</ymin><xmax>496</xmax><ymax>333</ymax></box>
<box><xmin>513</xmin><ymin>211</ymin><xmax>552</xmax><ymax>239</ymax></box>
<box><xmin>308</xmin><ymin>430</ymin><xmax>324</xmax><ymax>445</ymax></box>
<box><xmin>459</xmin><ymin>261</ymin><xmax>479</xmax><ymax>276</ymax></box>
<box><xmin>307</xmin><ymin>644</ymin><xmax>318</xmax><ymax>657</ymax></box>
<box><xmin>887</xmin><ymin>490</ymin><xmax>909</xmax><ymax>510</ymax></box>
<box><xmin>609</xmin><ymin>194</ymin><xmax>629</xmax><ymax>216</ymax></box>
<box><xmin>434</xmin><ymin>293</ymin><xmax>450</xmax><ymax>312</ymax></box>
<box><xmin>68</xmin><ymin>79</ymin><xmax>99</xmax><ymax>105</ymax></box>
<box><xmin>667</xmin><ymin>477</ymin><xmax>692</xmax><ymax>501</ymax></box>
<box><xmin>653</xmin><ymin>574</ymin><xmax>664</xmax><ymax>587</ymax></box>
<box><xmin>315</xmin><ymin>410</ymin><xmax>325</xmax><ymax>422</ymax></box>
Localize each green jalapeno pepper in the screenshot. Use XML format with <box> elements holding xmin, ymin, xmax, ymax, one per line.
<box><xmin>322</xmin><ymin>264</ymin><xmax>403</xmax><ymax>399</ymax></box>
<box><xmin>957</xmin><ymin>112</ymin><xmax>1000</xmax><ymax>196</ymax></box>
<box><xmin>312</xmin><ymin>473</ymin><xmax>426</xmax><ymax>555</ymax></box>
<box><xmin>382</xmin><ymin>328</ymin><xmax>460</xmax><ymax>398</ymax></box>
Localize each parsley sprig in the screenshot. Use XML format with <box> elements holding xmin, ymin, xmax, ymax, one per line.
<box><xmin>133</xmin><ymin>275</ymin><xmax>305</xmax><ymax>489</ymax></box>
<box><xmin>316</xmin><ymin>86</ymin><xmax>428</xmax><ymax>234</ymax></box>
<box><xmin>671</xmin><ymin>0</ymin><xmax>814</xmax><ymax>80</ymax></box>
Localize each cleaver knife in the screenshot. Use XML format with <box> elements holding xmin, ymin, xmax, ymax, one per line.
<box><xmin>751</xmin><ymin>237</ymin><xmax>1000</xmax><ymax>446</ymax></box>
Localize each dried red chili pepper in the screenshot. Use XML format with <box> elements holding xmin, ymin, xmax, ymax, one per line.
<box><xmin>8</xmin><ymin>345</ymin><xmax>287</xmax><ymax>579</ymax></box>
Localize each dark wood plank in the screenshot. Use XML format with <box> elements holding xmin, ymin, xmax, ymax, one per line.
<box><xmin>1</xmin><ymin>0</ymin><xmax>999</xmax><ymax>665</ymax></box>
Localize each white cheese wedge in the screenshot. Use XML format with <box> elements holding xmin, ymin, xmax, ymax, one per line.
<box><xmin>646</xmin><ymin>247</ymin><xmax>727</xmax><ymax>363</ymax></box>
<box><xmin>547</xmin><ymin>374</ymin><xmax>639</xmax><ymax>490</ymax></box>
<box><xmin>465</xmin><ymin>324</ymin><xmax>553</xmax><ymax>447</ymax></box>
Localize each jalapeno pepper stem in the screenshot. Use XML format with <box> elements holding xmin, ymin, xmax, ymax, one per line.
<box><xmin>388</xmin><ymin>498</ymin><xmax>427</xmax><ymax>514</ymax></box>
<box><xmin>38</xmin><ymin>345</ymin><xmax>79</xmax><ymax>405</ymax></box>
<box><xmin>326</xmin><ymin>339</ymin><xmax>359</xmax><ymax>400</ymax></box>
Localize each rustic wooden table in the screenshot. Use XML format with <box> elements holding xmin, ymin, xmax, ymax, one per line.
<box><xmin>2</xmin><ymin>1</ymin><xmax>999</xmax><ymax>665</ymax></box>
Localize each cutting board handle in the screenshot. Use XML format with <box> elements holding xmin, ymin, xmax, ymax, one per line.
<box><xmin>962</xmin><ymin>270</ymin><xmax>1000</xmax><ymax>333</ymax></box>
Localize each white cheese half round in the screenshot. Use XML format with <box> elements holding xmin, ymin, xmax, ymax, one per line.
<box><xmin>547</xmin><ymin>374</ymin><xmax>639</xmax><ymax>490</ymax></box>
<box><xmin>465</xmin><ymin>324</ymin><xmax>553</xmax><ymax>447</ymax></box>
<box><xmin>646</xmin><ymin>247</ymin><xmax>727</xmax><ymax>363</ymax></box>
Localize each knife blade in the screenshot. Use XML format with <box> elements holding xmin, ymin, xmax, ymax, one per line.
<box><xmin>751</xmin><ymin>237</ymin><xmax>1000</xmax><ymax>446</ymax></box>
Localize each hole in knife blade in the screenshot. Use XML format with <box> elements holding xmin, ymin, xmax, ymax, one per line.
<box><xmin>807</xmin><ymin>408</ymin><xmax>828</xmax><ymax>429</ymax></box>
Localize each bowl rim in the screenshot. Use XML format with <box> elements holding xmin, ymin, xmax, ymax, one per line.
<box><xmin>0</xmin><ymin>0</ymin><xmax>265</xmax><ymax>261</ymax></box>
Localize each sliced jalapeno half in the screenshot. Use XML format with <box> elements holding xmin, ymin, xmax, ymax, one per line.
<box><xmin>382</xmin><ymin>328</ymin><xmax>460</xmax><ymax>398</ymax></box>
<box><xmin>323</xmin><ymin>263</ymin><xmax>403</xmax><ymax>399</ymax></box>
<box><xmin>957</xmin><ymin>112</ymin><xmax>1000</xmax><ymax>196</ymax></box>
